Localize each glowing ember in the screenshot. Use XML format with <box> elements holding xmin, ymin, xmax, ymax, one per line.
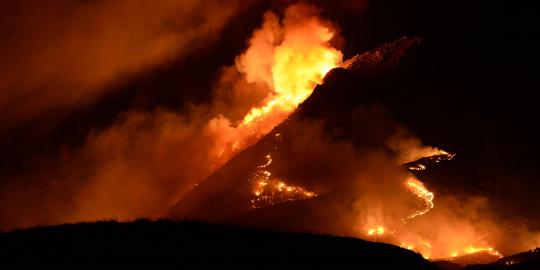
<box><xmin>433</xmin><ymin>151</ymin><xmax>456</xmax><ymax>163</ymax></box>
<box><xmin>406</xmin><ymin>151</ymin><xmax>455</xmax><ymax>172</ymax></box>
<box><xmin>408</xmin><ymin>164</ymin><xmax>426</xmax><ymax>171</ymax></box>
<box><xmin>447</xmin><ymin>246</ymin><xmax>503</xmax><ymax>262</ymax></box>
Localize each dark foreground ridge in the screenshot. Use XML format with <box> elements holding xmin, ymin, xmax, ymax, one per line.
<box><xmin>0</xmin><ymin>220</ymin><xmax>538</xmax><ymax>269</ymax></box>
<box><xmin>0</xmin><ymin>219</ymin><xmax>430</xmax><ymax>267</ymax></box>
<box><xmin>0</xmin><ymin>220</ymin><xmax>540</xmax><ymax>270</ymax></box>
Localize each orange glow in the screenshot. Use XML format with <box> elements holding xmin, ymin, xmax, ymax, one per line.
<box><xmin>367</xmin><ymin>226</ymin><xmax>385</xmax><ymax>236</ymax></box>
<box><xmin>400</xmin><ymin>242</ymin><xmax>415</xmax><ymax>251</ymax></box>
<box><xmin>249</xmin><ymin>153</ymin><xmax>317</xmax><ymax>209</ymax></box>
<box><xmin>239</xmin><ymin>5</ymin><xmax>342</xmax><ymax>125</ymax></box>
<box><xmin>463</xmin><ymin>246</ymin><xmax>503</xmax><ymax>257</ymax></box>
<box><xmin>446</xmin><ymin>246</ymin><xmax>503</xmax><ymax>260</ymax></box>
<box><xmin>207</xmin><ymin>3</ymin><xmax>343</xmax><ymax>174</ymax></box>
<box><xmin>362</xmin><ymin>149</ymin><xmax>505</xmax><ymax>260</ymax></box>
<box><xmin>404</xmin><ymin>177</ymin><xmax>434</xmax><ymax>219</ymax></box>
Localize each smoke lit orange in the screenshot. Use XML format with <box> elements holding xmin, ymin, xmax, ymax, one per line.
<box><xmin>238</xmin><ymin>5</ymin><xmax>342</xmax><ymax>125</ymax></box>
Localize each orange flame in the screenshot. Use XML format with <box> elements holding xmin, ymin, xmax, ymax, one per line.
<box><xmin>206</xmin><ymin>3</ymin><xmax>342</xmax><ymax>175</ymax></box>
<box><xmin>457</xmin><ymin>246</ymin><xmax>503</xmax><ymax>258</ymax></box>
<box><xmin>249</xmin><ymin>153</ymin><xmax>316</xmax><ymax>208</ymax></box>
<box><xmin>361</xmin><ymin>150</ymin><xmax>505</xmax><ymax>260</ymax></box>
<box><xmin>239</xmin><ymin>4</ymin><xmax>342</xmax><ymax>125</ymax></box>
<box><xmin>367</xmin><ymin>226</ymin><xmax>385</xmax><ymax>236</ymax></box>
<box><xmin>404</xmin><ymin>177</ymin><xmax>434</xmax><ymax>219</ymax></box>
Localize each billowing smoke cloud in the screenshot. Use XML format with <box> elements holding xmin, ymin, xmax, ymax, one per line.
<box><xmin>387</xmin><ymin>126</ymin><xmax>447</xmax><ymax>164</ymax></box>
<box><xmin>0</xmin><ymin>0</ymin><xmax>245</xmax><ymax>132</ymax></box>
<box><xmin>0</xmin><ymin>2</ymin><xmax>343</xmax><ymax>230</ymax></box>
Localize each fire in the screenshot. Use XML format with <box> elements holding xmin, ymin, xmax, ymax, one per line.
<box><xmin>462</xmin><ymin>246</ymin><xmax>503</xmax><ymax>257</ymax></box>
<box><xmin>406</xmin><ymin>150</ymin><xmax>455</xmax><ymax>171</ymax></box>
<box><xmin>249</xmin><ymin>153</ymin><xmax>316</xmax><ymax>209</ymax></box>
<box><xmin>400</xmin><ymin>242</ymin><xmax>416</xmax><ymax>251</ymax></box>
<box><xmin>367</xmin><ymin>226</ymin><xmax>385</xmax><ymax>236</ymax></box>
<box><xmin>206</xmin><ymin>3</ymin><xmax>342</xmax><ymax>175</ymax></box>
<box><xmin>448</xmin><ymin>246</ymin><xmax>502</xmax><ymax>260</ymax></box>
<box><xmin>362</xmin><ymin>150</ymin><xmax>505</xmax><ymax>260</ymax></box>
<box><xmin>408</xmin><ymin>164</ymin><xmax>426</xmax><ymax>171</ymax></box>
<box><xmin>404</xmin><ymin>177</ymin><xmax>434</xmax><ymax>219</ymax></box>
<box><xmin>205</xmin><ymin>5</ymin><xmax>511</xmax><ymax>262</ymax></box>
<box><xmin>203</xmin><ymin>3</ymin><xmax>343</xmax><ymax>185</ymax></box>
<box><xmin>239</xmin><ymin>5</ymin><xmax>342</xmax><ymax>125</ymax></box>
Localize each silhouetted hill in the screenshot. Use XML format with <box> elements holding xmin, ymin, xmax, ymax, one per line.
<box><xmin>1</xmin><ymin>220</ymin><xmax>537</xmax><ymax>268</ymax></box>
<box><xmin>0</xmin><ymin>219</ymin><xmax>435</xmax><ymax>267</ymax></box>
<box><xmin>461</xmin><ymin>249</ymin><xmax>540</xmax><ymax>270</ymax></box>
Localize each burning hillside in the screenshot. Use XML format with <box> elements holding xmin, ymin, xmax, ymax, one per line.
<box><xmin>169</xmin><ymin>32</ymin><xmax>529</xmax><ymax>260</ymax></box>
<box><xmin>0</xmin><ymin>0</ymin><xmax>539</xmax><ymax>267</ymax></box>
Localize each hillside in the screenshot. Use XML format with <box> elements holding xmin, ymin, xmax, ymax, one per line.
<box><xmin>0</xmin><ymin>219</ymin><xmax>434</xmax><ymax>267</ymax></box>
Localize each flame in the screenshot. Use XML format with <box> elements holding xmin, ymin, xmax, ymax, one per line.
<box><xmin>239</xmin><ymin>5</ymin><xmax>342</xmax><ymax>125</ymax></box>
<box><xmin>362</xmin><ymin>150</ymin><xmax>504</xmax><ymax>260</ymax></box>
<box><xmin>448</xmin><ymin>246</ymin><xmax>502</xmax><ymax>259</ymax></box>
<box><xmin>206</xmin><ymin>4</ymin><xmax>342</xmax><ymax>174</ymax></box>
<box><xmin>408</xmin><ymin>164</ymin><xmax>426</xmax><ymax>171</ymax></box>
<box><xmin>462</xmin><ymin>246</ymin><xmax>503</xmax><ymax>257</ymax></box>
<box><xmin>404</xmin><ymin>177</ymin><xmax>434</xmax><ymax>219</ymax></box>
<box><xmin>249</xmin><ymin>153</ymin><xmax>316</xmax><ymax>209</ymax></box>
<box><xmin>367</xmin><ymin>226</ymin><xmax>385</xmax><ymax>236</ymax></box>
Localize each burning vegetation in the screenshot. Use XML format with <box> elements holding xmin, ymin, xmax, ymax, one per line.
<box><xmin>0</xmin><ymin>1</ymin><xmax>538</xmax><ymax>266</ymax></box>
<box><xmin>170</xmin><ymin>19</ymin><xmax>539</xmax><ymax>261</ymax></box>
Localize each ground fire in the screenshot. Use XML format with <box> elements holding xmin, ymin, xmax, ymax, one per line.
<box><xmin>1</xmin><ymin>1</ymin><xmax>539</xmax><ymax>267</ymax></box>
<box><xmin>169</xmin><ymin>5</ymin><xmax>538</xmax><ymax>263</ymax></box>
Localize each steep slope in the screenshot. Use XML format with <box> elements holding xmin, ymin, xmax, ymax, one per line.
<box><xmin>168</xmin><ymin>32</ymin><xmax>540</xmax><ymax>259</ymax></box>
<box><xmin>168</xmin><ymin>37</ymin><xmax>421</xmax><ymax>223</ymax></box>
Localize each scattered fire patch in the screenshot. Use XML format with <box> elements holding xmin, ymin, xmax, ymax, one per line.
<box><xmin>247</xmin><ymin>133</ymin><xmax>317</xmax><ymax>209</ymax></box>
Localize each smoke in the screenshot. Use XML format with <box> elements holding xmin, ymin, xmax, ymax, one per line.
<box><xmin>1</xmin><ymin>0</ymin><xmax>537</xmax><ymax>259</ymax></box>
<box><xmin>230</xmin><ymin>103</ymin><xmax>539</xmax><ymax>258</ymax></box>
<box><xmin>0</xmin><ymin>2</ymin><xmax>343</xmax><ymax>230</ymax></box>
<box><xmin>387</xmin><ymin>126</ymin><xmax>446</xmax><ymax>164</ymax></box>
<box><xmin>0</xmin><ymin>0</ymin><xmax>245</xmax><ymax>132</ymax></box>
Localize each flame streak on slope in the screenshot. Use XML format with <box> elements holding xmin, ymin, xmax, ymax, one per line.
<box><xmin>408</xmin><ymin>164</ymin><xmax>426</xmax><ymax>171</ymax></box>
<box><xmin>363</xmin><ymin>150</ymin><xmax>502</xmax><ymax>260</ymax></box>
<box><xmin>404</xmin><ymin>177</ymin><xmax>434</xmax><ymax>219</ymax></box>
<box><xmin>407</xmin><ymin>151</ymin><xmax>456</xmax><ymax>171</ymax></box>
<box><xmin>401</xmin><ymin>241</ymin><xmax>433</xmax><ymax>259</ymax></box>
<box><xmin>219</xmin><ymin>5</ymin><xmax>342</xmax><ymax>208</ymax></box>
<box><xmin>207</xmin><ymin>4</ymin><xmax>343</xmax><ymax>173</ymax></box>
<box><xmin>203</xmin><ymin>4</ymin><xmax>343</xmax><ymax>182</ymax></box>
<box><xmin>248</xmin><ymin>153</ymin><xmax>316</xmax><ymax>209</ymax></box>
<box><xmin>466</xmin><ymin>246</ymin><xmax>503</xmax><ymax>258</ymax></box>
<box><xmin>450</xmin><ymin>246</ymin><xmax>503</xmax><ymax>258</ymax></box>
